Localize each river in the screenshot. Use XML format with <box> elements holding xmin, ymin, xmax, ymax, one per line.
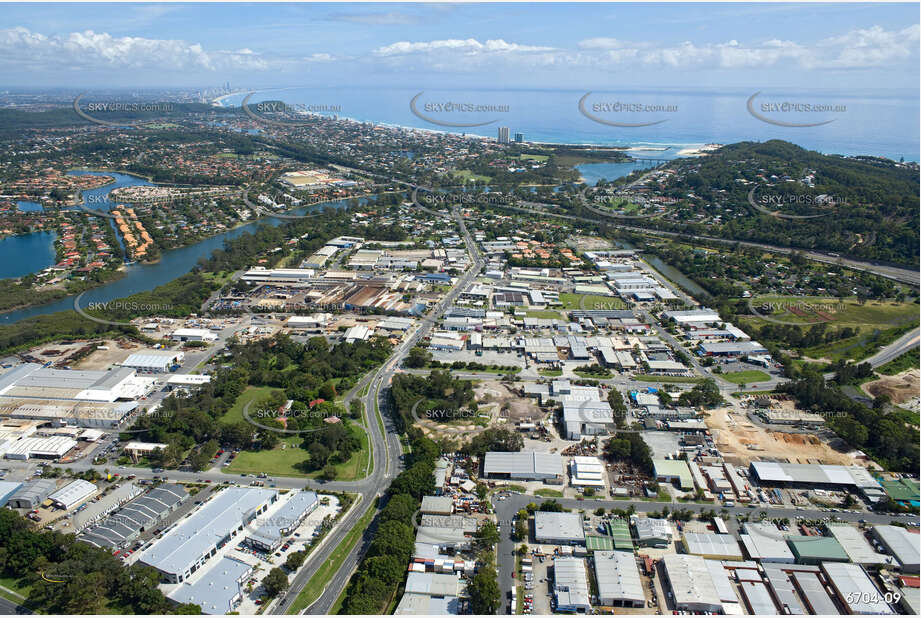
<box><xmin>0</xmin><ymin>171</ymin><xmax>355</xmax><ymax>324</ymax></box>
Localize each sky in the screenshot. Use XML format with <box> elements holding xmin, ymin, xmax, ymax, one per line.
<box><xmin>0</xmin><ymin>2</ymin><xmax>919</xmax><ymax>93</ymax></box>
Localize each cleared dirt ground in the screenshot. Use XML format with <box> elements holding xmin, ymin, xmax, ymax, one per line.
<box><xmin>71</xmin><ymin>339</ymin><xmax>145</xmax><ymax>369</ymax></box>
<box><xmin>861</xmin><ymin>368</ymin><xmax>920</xmax><ymax>406</ymax></box>
<box><xmin>705</xmin><ymin>406</ymin><xmax>853</xmax><ymax>466</ymax></box>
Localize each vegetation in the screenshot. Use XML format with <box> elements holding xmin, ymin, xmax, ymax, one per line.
<box><xmin>721</xmin><ymin>370</ymin><xmax>771</xmax><ymax>384</ymax></box>
<box><xmin>0</xmin><ymin>509</ymin><xmax>198</xmax><ymax>614</ymax></box>
<box><xmin>390</xmin><ymin>370</ymin><xmax>477</xmax><ymax>430</ymax></box>
<box><xmin>604</xmin><ymin>432</ymin><xmax>655</xmax><ymax>476</ymax></box>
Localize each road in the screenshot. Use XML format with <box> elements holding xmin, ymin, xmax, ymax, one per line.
<box><xmin>491</xmin><ymin>492</ymin><xmax>916</xmax><ymax>614</ymax></box>
<box><xmin>823</xmin><ymin>326</ymin><xmax>920</xmax><ymax>381</ymax></box>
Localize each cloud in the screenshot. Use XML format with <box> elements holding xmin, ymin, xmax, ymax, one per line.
<box><xmin>0</xmin><ymin>26</ymin><xmax>270</xmax><ymax>72</ymax></box>
<box><xmin>373</xmin><ymin>38</ymin><xmax>554</xmax><ymax>57</ymax></box>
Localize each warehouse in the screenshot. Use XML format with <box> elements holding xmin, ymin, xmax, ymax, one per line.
<box><xmin>562</xmin><ymin>400</ymin><xmax>615</xmax><ymax>440</ymax></box>
<box><xmin>787</xmin><ymin>536</ymin><xmax>850</xmax><ymax>565</ymax></box>
<box><xmin>167</xmin><ymin>556</ymin><xmax>252</xmax><ymax>615</ymax></box>
<box><xmin>634</xmin><ymin>517</ymin><xmax>673</xmax><ymax>547</ymax></box>
<box><xmin>553</xmin><ymin>558</ymin><xmax>591</xmax><ymax>612</ymax></box>
<box><xmin>420</xmin><ymin>496</ymin><xmax>453</xmax><ymax>515</ymax></box>
<box><xmin>827</xmin><ymin>524</ymin><xmax>890</xmax><ymax>567</ymax></box>
<box><xmin>662</xmin><ymin>309</ymin><xmax>721</xmax><ymax>326</ymax></box>
<box><xmin>482</xmin><ymin>451</ymin><xmax>564</xmax><ymax>483</ymax></box>
<box><xmin>698</xmin><ymin>341</ymin><xmax>768</xmax><ymax>357</ymax></box>
<box><xmin>739</xmin><ymin>523</ymin><xmax>796</xmax><ymax>563</ymax></box>
<box><xmin>570</xmin><ymin>456</ymin><xmax>606</xmax><ymax>487</ymax></box>
<box><xmin>535</xmin><ymin>511</ymin><xmax>585</xmax><ymax>545</ymax></box>
<box><xmin>168</xmin><ymin>328</ymin><xmax>217</xmax><ymax>342</ymax></box>
<box><xmin>682</xmin><ymin>532</ymin><xmax>744</xmax><ymax>560</ymax></box>
<box><xmin>73</xmin><ymin>482</ymin><xmax>144</xmax><ymax>532</ymax></box>
<box><xmin>871</xmin><ymin>525</ymin><xmax>921</xmax><ymax>573</ymax></box>
<box><xmin>5</xmin><ymin>478</ymin><xmax>57</xmax><ymax>509</ymax></box>
<box><xmin>80</xmin><ymin>484</ymin><xmax>188</xmax><ymax>549</ymax></box>
<box><xmin>749</xmin><ymin>461</ymin><xmax>883</xmax><ymax>492</ymax></box>
<box><xmin>661</xmin><ymin>554</ymin><xmax>723</xmax><ymax>613</ymax></box>
<box><xmin>394</xmin><ymin>593</ymin><xmax>460</xmax><ymax>615</ymax></box>
<box><xmin>790</xmin><ymin>570</ymin><xmax>841</xmax><ymax>615</ymax></box>
<box><xmin>120</xmin><ymin>350</ymin><xmax>183</xmax><ymax>373</ymax></box>
<box><xmin>124</xmin><ymin>441</ymin><xmax>168</xmax><ymax>462</ymax></box>
<box><xmin>166</xmin><ymin>374</ymin><xmax>212</xmax><ymax>391</ymax></box>
<box><xmin>246</xmin><ymin>491</ymin><xmax>318</xmax><ymax>552</ymax></box>
<box><xmin>49</xmin><ymin>479</ymin><xmax>97</xmax><ymax>510</ymax></box>
<box><xmin>822</xmin><ymin>562</ymin><xmax>896</xmax><ymax>615</ymax></box>
<box><xmin>403</xmin><ymin>571</ymin><xmax>462</xmax><ymax>597</ymax></box>
<box><xmin>0</xmin><ymin>363</ymin><xmax>149</xmax><ymax>403</ymax></box>
<box><xmin>653</xmin><ymin>459</ymin><xmax>694</xmax><ymax>490</ymax></box>
<box><xmin>139</xmin><ymin>487</ymin><xmax>276</xmax><ymax>583</ymax></box>
<box><xmin>0</xmin><ymin>480</ymin><xmax>22</xmax><ymax>507</ymax></box>
<box><xmin>738</xmin><ymin>581</ymin><xmax>779</xmax><ymax>615</ymax></box>
<box><xmin>593</xmin><ymin>551</ymin><xmax>644</xmax><ymax>607</ymax></box>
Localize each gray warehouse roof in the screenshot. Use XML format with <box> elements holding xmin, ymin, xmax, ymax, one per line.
<box><xmin>483</xmin><ymin>451</ymin><xmax>563</xmax><ymax>478</ymax></box>
<box><xmin>535</xmin><ymin>511</ymin><xmax>585</xmax><ymax>543</ymax></box>
<box><xmin>6</xmin><ymin>478</ymin><xmax>56</xmax><ymax>508</ymax></box>
<box><xmin>593</xmin><ymin>551</ymin><xmax>644</xmax><ymax>605</ymax></box>
<box><xmin>167</xmin><ymin>556</ymin><xmax>251</xmax><ymax>614</ymax></box>
<box><xmin>81</xmin><ymin>484</ymin><xmax>188</xmax><ymax>549</ymax></box>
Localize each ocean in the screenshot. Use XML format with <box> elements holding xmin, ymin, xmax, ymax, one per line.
<box><xmin>219</xmin><ymin>87</ymin><xmax>919</xmax><ymax>162</ymax></box>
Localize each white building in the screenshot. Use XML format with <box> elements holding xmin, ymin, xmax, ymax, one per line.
<box><xmin>168</xmin><ymin>328</ymin><xmax>217</xmax><ymax>342</ymax></box>
<box><xmin>593</xmin><ymin>551</ymin><xmax>645</xmax><ymax>608</ymax></box>
<box><xmin>553</xmin><ymin>558</ymin><xmax>591</xmax><ymax>612</ymax></box>
<box><xmin>662</xmin><ymin>554</ymin><xmax>723</xmax><ymax>613</ymax></box>
<box><xmin>120</xmin><ymin>350</ymin><xmax>184</xmax><ymax>373</ymax></box>
<box><xmin>49</xmin><ymin>479</ymin><xmax>98</xmax><ymax>510</ymax></box>
<box><xmin>570</xmin><ymin>456</ymin><xmax>606</xmax><ymax>487</ymax></box>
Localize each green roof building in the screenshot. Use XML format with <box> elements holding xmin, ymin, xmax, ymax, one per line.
<box><xmin>787</xmin><ymin>536</ymin><xmax>850</xmax><ymax>565</ymax></box>
<box><xmin>585</xmin><ymin>535</ymin><xmax>614</xmax><ymax>552</ymax></box>
<box><xmin>606</xmin><ymin>518</ymin><xmax>634</xmax><ymax>551</ymax></box>
<box><xmin>653</xmin><ymin>459</ymin><xmax>694</xmax><ymax>490</ymax></box>
<box><xmin>880</xmin><ymin>478</ymin><xmax>920</xmax><ymax>504</ymax></box>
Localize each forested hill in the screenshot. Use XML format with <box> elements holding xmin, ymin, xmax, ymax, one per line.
<box><xmin>659</xmin><ymin>140</ymin><xmax>919</xmax><ymax>266</ymax></box>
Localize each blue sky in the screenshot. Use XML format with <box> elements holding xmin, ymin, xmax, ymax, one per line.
<box><xmin>1</xmin><ymin>2</ymin><xmax>918</xmax><ymax>92</ymax></box>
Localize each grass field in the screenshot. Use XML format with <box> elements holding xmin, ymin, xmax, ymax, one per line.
<box><xmin>559</xmin><ymin>293</ymin><xmax>626</xmax><ymax>310</ymax></box>
<box><xmin>517</xmin><ymin>154</ymin><xmax>550</xmax><ymax>162</ymax></box>
<box><xmin>534</xmin><ymin>488</ymin><xmax>564</xmax><ymax>498</ymax></box>
<box><xmin>538</xmin><ymin>369</ymin><xmax>563</xmax><ymax>377</ymax></box>
<box><xmin>287</xmin><ymin>497</ymin><xmax>377</xmax><ymax>615</ymax></box>
<box><xmin>721</xmin><ymin>370</ymin><xmax>771</xmax><ymax>384</ymax></box>
<box><xmin>526</xmin><ymin>309</ymin><xmax>563</xmax><ymax>319</ymax></box>
<box><xmin>745</xmin><ymin>296</ymin><xmax>918</xmax><ymax>328</ymax></box>
<box><xmin>0</xmin><ymin>576</ymin><xmax>29</xmax><ymax>603</ymax></box>
<box><xmin>219</xmin><ymin>386</ymin><xmax>281</xmax><ymax>424</ymax></box>
<box><xmin>224</xmin><ymin>424</ymin><xmax>370</xmax><ymax>481</ymax></box>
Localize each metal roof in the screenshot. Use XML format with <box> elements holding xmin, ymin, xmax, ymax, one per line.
<box><xmin>81</xmin><ymin>484</ymin><xmax>188</xmax><ymax>548</ymax></box>
<box><xmin>167</xmin><ymin>556</ymin><xmax>251</xmax><ymax>615</ymax></box>
<box><xmin>247</xmin><ymin>491</ymin><xmax>317</xmax><ymax>547</ymax></box>
<box><xmin>139</xmin><ymin>487</ymin><xmax>275</xmax><ymax>576</ymax></box>
<box><xmin>827</xmin><ymin>524</ymin><xmax>890</xmax><ymax>566</ymax></box>
<box><xmin>535</xmin><ymin>512</ymin><xmax>585</xmax><ymax>543</ymax></box>
<box><xmin>789</xmin><ymin>571</ymin><xmax>840</xmax><ymax>615</ymax></box>
<box><xmin>750</xmin><ymin>461</ymin><xmax>881</xmax><ymax>489</ymax></box>
<box><xmin>683</xmin><ymin>532</ymin><xmax>743</xmax><ymax>559</ymax></box>
<box><xmin>593</xmin><ymin>551</ymin><xmax>644</xmax><ymax>604</ymax></box>
<box><xmin>483</xmin><ymin>451</ymin><xmax>563</xmax><ymax>478</ymax></box>
<box><xmin>554</xmin><ymin>557</ymin><xmax>590</xmax><ymax>609</ymax></box>
<box><xmin>739</xmin><ymin>581</ymin><xmax>778</xmax><ymax>614</ymax></box>
<box><xmin>49</xmin><ymin>479</ymin><xmax>97</xmax><ymax>508</ymax></box>
<box><xmin>6</xmin><ymin>478</ymin><xmax>57</xmax><ymax>507</ymax></box>
<box><xmin>662</xmin><ymin>554</ymin><xmax>722</xmax><ymax>610</ymax></box>
<box><xmin>823</xmin><ymin>562</ymin><xmax>896</xmax><ymax>615</ymax></box>
<box><xmin>740</xmin><ymin>523</ymin><xmax>796</xmax><ymax>562</ymax></box>
<box><xmin>404</xmin><ymin>571</ymin><xmax>461</xmax><ymax>597</ymax></box>
<box><xmin>872</xmin><ymin>525</ymin><xmax>921</xmax><ymax>570</ymax></box>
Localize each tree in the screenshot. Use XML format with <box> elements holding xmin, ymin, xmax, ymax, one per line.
<box><xmin>262</xmin><ymin>567</ymin><xmax>289</xmax><ymax>597</ymax></box>
<box><xmin>476</xmin><ymin>521</ymin><xmax>500</xmax><ymax>549</ymax></box>
<box><xmin>319</xmin><ymin>464</ymin><xmax>337</xmax><ymax>481</ymax></box>
<box><xmin>468</xmin><ymin>551</ymin><xmax>501</xmax><ymax>614</ymax></box>
<box><xmin>285</xmin><ymin>551</ymin><xmax>306</xmax><ymax>571</ymax></box>
<box><xmin>405</xmin><ymin>346</ymin><xmax>432</xmax><ymax>368</ymax></box>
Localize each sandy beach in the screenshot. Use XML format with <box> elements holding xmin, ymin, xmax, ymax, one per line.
<box><xmin>676</xmin><ymin>143</ymin><xmax>723</xmax><ymax>156</ymax></box>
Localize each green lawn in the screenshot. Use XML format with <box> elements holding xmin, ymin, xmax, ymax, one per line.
<box><xmin>224</xmin><ymin>424</ymin><xmax>370</xmax><ymax>481</ymax></box>
<box><xmin>558</xmin><ymin>293</ymin><xmax>626</xmax><ymax>310</ymax></box>
<box><xmin>534</xmin><ymin>488</ymin><xmax>564</xmax><ymax>498</ymax></box>
<box><xmin>219</xmin><ymin>386</ymin><xmax>281</xmax><ymax>425</ymax></box>
<box><xmin>0</xmin><ymin>576</ymin><xmax>29</xmax><ymax>602</ymax></box>
<box><xmin>721</xmin><ymin>370</ymin><xmax>771</xmax><ymax>384</ymax></box>
<box><xmin>517</xmin><ymin>153</ymin><xmax>550</xmax><ymax>162</ymax></box>
<box><xmin>526</xmin><ymin>309</ymin><xmax>562</xmax><ymax>319</ymax></box>
<box><xmin>287</xmin><ymin>497</ymin><xmax>377</xmax><ymax>614</ymax></box>
<box><xmin>574</xmin><ymin>370</ymin><xmax>613</xmax><ymax>379</ymax></box>
<box><xmin>539</xmin><ymin>369</ymin><xmax>563</xmax><ymax>377</ymax></box>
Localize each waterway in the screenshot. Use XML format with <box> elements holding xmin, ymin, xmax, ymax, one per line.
<box><xmin>0</xmin><ymin>231</ymin><xmax>58</xmax><ymax>280</ymax></box>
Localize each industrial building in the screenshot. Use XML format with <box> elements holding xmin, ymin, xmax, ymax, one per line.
<box><xmin>534</xmin><ymin>511</ymin><xmax>585</xmax><ymax>545</ymax></box>
<box><xmin>167</xmin><ymin>556</ymin><xmax>252</xmax><ymax>615</ymax></box>
<box><xmin>81</xmin><ymin>484</ymin><xmax>188</xmax><ymax>549</ymax></box>
<box><xmin>553</xmin><ymin>558</ymin><xmax>591</xmax><ymax>612</ymax></box>
<box><xmin>0</xmin><ymin>480</ymin><xmax>22</xmax><ymax>507</ymax></box>
<box><xmin>661</xmin><ymin>554</ymin><xmax>723</xmax><ymax>613</ymax></box>
<box><xmin>822</xmin><ymin>562</ymin><xmax>897</xmax><ymax>615</ymax></box>
<box><xmin>5</xmin><ymin>478</ymin><xmax>57</xmax><ymax>509</ymax></box>
<box><xmin>739</xmin><ymin>523</ymin><xmax>796</xmax><ymax>563</ymax></box>
<box><xmin>653</xmin><ymin>459</ymin><xmax>694</xmax><ymax>490</ymax></box>
<box><xmin>789</xmin><ymin>569</ymin><xmax>840</xmax><ymax>615</ymax></box>
<box><xmin>738</xmin><ymin>580</ymin><xmax>779</xmax><ymax>615</ymax></box>
<box><xmin>49</xmin><ymin>479</ymin><xmax>97</xmax><ymax>510</ymax></box>
<box><xmin>138</xmin><ymin>487</ymin><xmax>276</xmax><ymax>583</ymax></box>
<box><xmin>634</xmin><ymin>517</ymin><xmax>673</xmax><ymax>547</ymax></box>
<box><xmin>787</xmin><ymin>536</ymin><xmax>850</xmax><ymax>565</ymax></box>
<box><xmin>682</xmin><ymin>532</ymin><xmax>744</xmax><ymax>560</ymax></box>
<box><xmin>394</xmin><ymin>593</ymin><xmax>460</xmax><ymax>615</ymax></box>
<box><xmin>120</xmin><ymin>350</ymin><xmax>184</xmax><ymax>373</ymax></box>
<box><xmin>168</xmin><ymin>328</ymin><xmax>218</xmax><ymax>342</ymax></box>
<box><xmin>569</xmin><ymin>456</ymin><xmax>606</xmax><ymax>488</ymax></box>
<box><xmin>871</xmin><ymin>525</ymin><xmax>921</xmax><ymax>573</ymax></box>
<box><xmin>420</xmin><ymin>496</ymin><xmax>453</xmax><ymax>515</ymax></box>
<box><xmin>749</xmin><ymin>461</ymin><xmax>883</xmax><ymax>495</ymax></box>
<box><xmin>3</xmin><ymin>436</ymin><xmax>77</xmax><ymax>460</ymax></box>
<box><xmin>482</xmin><ymin>451</ymin><xmax>564</xmax><ymax>483</ymax></box>
<box><xmin>246</xmin><ymin>491</ymin><xmax>318</xmax><ymax>552</ymax></box>
<box><xmin>827</xmin><ymin>524</ymin><xmax>891</xmax><ymax>567</ymax></box>
<box><xmin>73</xmin><ymin>481</ymin><xmax>143</xmax><ymax>532</ymax></box>
<box><xmin>403</xmin><ymin>571</ymin><xmax>462</xmax><ymax>598</ymax></box>
<box><xmin>593</xmin><ymin>551</ymin><xmax>645</xmax><ymax>608</ymax></box>
<box><xmin>697</xmin><ymin>341</ymin><xmax>768</xmax><ymax>357</ymax></box>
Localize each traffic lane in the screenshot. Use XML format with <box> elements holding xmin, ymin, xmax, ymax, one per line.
<box><xmin>493</xmin><ymin>496</ymin><xmax>521</xmax><ymax>615</ymax></box>
<box><xmin>0</xmin><ymin>596</ymin><xmax>29</xmax><ymax>615</ymax></box>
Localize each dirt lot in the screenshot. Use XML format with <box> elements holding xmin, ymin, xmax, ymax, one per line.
<box><xmin>861</xmin><ymin>368</ymin><xmax>920</xmax><ymax>406</ymax></box>
<box><xmin>705</xmin><ymin>406</ymin><xmax>853</xmax><ymax>466</ymax></box>
<box><xmin>72</xmin><ymin>339</ymin><xmax>145</xmax><ymax>370</ymax></box>
<box><xmin>475</xmin><ymin>381</ymin><xmax>542</xmax><ymax>422</ymax></box>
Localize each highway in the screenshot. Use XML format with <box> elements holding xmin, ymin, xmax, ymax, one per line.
<box><xmin>823</xmin><ymin>326</ymin><xmax>920</xmax><ymax>381</ymax></box>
